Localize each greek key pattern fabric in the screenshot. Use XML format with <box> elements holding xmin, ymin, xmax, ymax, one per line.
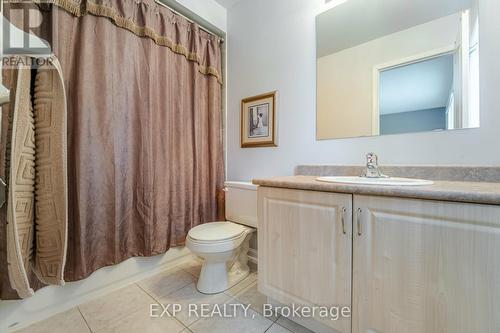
<box><xmin>33</xmin><ymin>59</ymin><xmax>68</xmax><ymax>285</ymax></box>
<box><xmin>6</xmin><ymin>66</ymin><xmax>36</xmax><ymax>298</ymax></box>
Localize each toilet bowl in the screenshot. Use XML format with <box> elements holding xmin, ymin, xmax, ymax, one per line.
<box><xmin>186</xmin><ymin>182</ymin><xmax>258</xmax><ymax>294</ymax></box>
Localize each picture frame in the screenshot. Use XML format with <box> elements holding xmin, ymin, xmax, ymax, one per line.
<box><xmin>241</xmin><ymin>91</ymin><xmax>278</xmax><ymax>148</ymax></box>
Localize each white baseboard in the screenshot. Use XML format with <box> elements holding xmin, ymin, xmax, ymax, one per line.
<box><xmin>0</xmin><ymin>247</ymin><xmax>192</xmax><ymax>333</ymax></box>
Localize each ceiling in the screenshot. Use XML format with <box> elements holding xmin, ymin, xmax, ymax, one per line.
<box><xmin>214</xmin><ymin>0</ymin><xmax>242</xmax><ymax>9</ymax></box>
<box><xmin>316</xmin><ymin>0</ymin><xmax>475</xmax><ymax>58</ymax></box>
<box><xmin>379</xmin><ymin>54</ymin><xmax>454</xmax><ymax>115</ymax></box>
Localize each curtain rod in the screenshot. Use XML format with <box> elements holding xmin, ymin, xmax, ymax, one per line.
<box><xmin>154</xmin><ymin>0</ymin><xmax>225</xmax><ymax>43</ymax></box>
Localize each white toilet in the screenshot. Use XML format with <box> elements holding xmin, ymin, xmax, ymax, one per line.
<box><xmin>186</xmin><ymin>181</ymin><xmax>258</xmax><ymax>294</ymax></box>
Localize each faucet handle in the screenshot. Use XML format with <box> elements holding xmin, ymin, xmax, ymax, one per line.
<box><xmin>363</xmin><ymin>153</ymin><xmax>388</xmax><ymax>178</ymax></box>
<box><xmin>366</xmin><ymin>152</ymin><xmax>378</xmax><ymax>165</ymax></box>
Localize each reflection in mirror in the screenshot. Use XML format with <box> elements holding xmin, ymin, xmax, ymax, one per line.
<box><xmin>316</xmin><ymin>0</ymin><xmax>480</xmax><ymax>140</ymax></box>
<box><xmin>378</xmin><ymin>53</ymin><xmax>454</xmax><ymax>135</ymax></box>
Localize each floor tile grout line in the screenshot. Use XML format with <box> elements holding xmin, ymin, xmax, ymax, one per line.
<box><xmin>136</xmin><ymin>260</ymin><xmax>205</xmax><ymax>329</ymax></box>
<box><xmin>70</xmin><ymin>279</ymin><xmax>142</xmax><ymax>331</ymax></box>
<box><xmin>134</xmin><ymin>282</ymin><xmax>162</xmax><ymax>303</ymax></box>
<box><xmin>263</xmin><ymin>322</ymin><xmax>274</xmax><ymax>333</ymax></box>
<box><xmin>223</xmin><ymin>288</ymin><xmax>282</xmax><ymax>331</ymax></box>
<box><xmin>262</xmin><ymin>321</ymin><xmax>275</xmax><ymax>333</ymax></box>
<box><xmin>135</xmin><ymin>280</ymin><xmax>190</xmax><ymax>305</ymax></box>
<box><xmin>135</xmin><ymin>281</ymin><xmax>184</xmax><ymax>315</ymax></box>
<box><xmin>129</xmin><ymin>260</ymin><xmax>271</xmax><ymax>332</ymax></box>
<box><xmin>179</xmin><ymin>268</ymin><xmax>199</xmax><ymax>279</ymax></box>
<box><xmin>137</xmin><ymin>279</ymin><xmax>220</xmax><ymax>329</ymax></box>
<box><xmin>176</xmin><ymin>257</ymin><xmax>203</xmax><ymax>278</ymax></box>
<box><xmin>264</xmin><ymin>321</ymin><xmax>295</xmax><ymax>333</ymax></box>
<box><xmin>15</xmin><ymin>260</ymin><xmax>213</xmax><ymax>333</ymax></box>
<box><xmin>134</xmin><ymin>282</ymin><xmax>191</xmax><ymax>331</ymax></box>
<box><xmin>182</xmin><ymin>277</ymin><xmax>261</xmax><ymax>331</ymax></box>
<box><xmin>138</xmin><ymin>267</ymin><xmax>278</xmax><ymax>333</ymax></box>
<box><xmin>172</xmin><ymin>315</ymin><xmax>191</xmax><ymax>331</ymax></box>
<box><xmin>226</xmin><ymin>278</ymin><xmax>282</xmax><ymax>324</ymax></box>
<box><xmin>184</xmin><ymin>316</ymin><xmax>202</xmax><ymax>329</ymax></box>
<box><xmin>76</xmin><ymin>306</ymin><xmax>95</xmax><ymax>333</ymax></box>
<box><xmin>134</xmin><ymin>282</ymin><xmax>170</xmax><ymax>303</ymax></box>
<box><xmin>184</xmin><ymin>285</ymin><xmax>239</xmax><ymax>330</ymax></box>
<box><xmin>222</xmin><ymin>273</ymin><xmax>258</xmax><ymax>298</ymax></box>
<box><xmin>81</xmin><ymin>284</ymin><xmax>169</xmax><ymax>333</ymax></box>
<box><xmin>221</xmin><ymin>276</ymin><xmax>285</xmax><ymax>327</ymax></box>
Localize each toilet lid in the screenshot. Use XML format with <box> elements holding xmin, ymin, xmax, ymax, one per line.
<box><xmin>188</xmin><ymin>222</ymin><xmax>247</xmax><ymax>242</ymax></box>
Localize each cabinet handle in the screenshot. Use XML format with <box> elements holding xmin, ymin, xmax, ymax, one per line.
<box><xmin>340</xmin><ymin>207</ymin><xmax>347</xmax><ymax>235</ymax></box>
<box><xmin>357</xmin><ymin>208</ymin><xmax>363</xmax><ymax>236</ymax></box>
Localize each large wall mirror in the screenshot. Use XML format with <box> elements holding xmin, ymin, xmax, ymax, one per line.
<box><xmin>316</xmin><ymin>0</ymin><xmax>480</xmax><ymax>140</ymax></box>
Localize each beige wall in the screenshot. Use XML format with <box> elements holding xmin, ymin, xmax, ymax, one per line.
<box><xmin>317</xmin><ymin>13</ymin><xmax>460</xmax><ymax>140</ymax></box>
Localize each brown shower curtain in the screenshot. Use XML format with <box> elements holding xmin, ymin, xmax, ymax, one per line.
<box><xmin>1</xmin><ymin>0</ymin><xmax>225</xmax><ymax>298</ymax></box>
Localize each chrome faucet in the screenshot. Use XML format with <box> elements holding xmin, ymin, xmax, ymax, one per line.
<box><xmin>362</xmin><ymin>153</ymin><xmax>388</xmax><ymax>178</ymax></box>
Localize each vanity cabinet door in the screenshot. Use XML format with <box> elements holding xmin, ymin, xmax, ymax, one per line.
<box><xmin>258</xmin><ymin>187</ymin><xmax>352</xmax><ymax>333</ymax></box>
<box><xmin>353</xmin><ymin>195</ymin><xmax>500</xmax><ymax>333</ymax></box>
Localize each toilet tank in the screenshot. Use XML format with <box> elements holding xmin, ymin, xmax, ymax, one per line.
<box><xmin>225</xmin><ymin>181</ymin><xmax>258</xmax><ymax>228</ymax></box>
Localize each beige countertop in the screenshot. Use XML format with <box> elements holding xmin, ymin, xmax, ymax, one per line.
<box><xmin>252</xmin><ymin>176</ymin><xmax>500</xmax><ymax>205</ymax></box>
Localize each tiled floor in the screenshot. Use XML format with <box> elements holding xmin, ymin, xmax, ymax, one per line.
<box><xmin>15</xmin><ymin>257</ymin><xmax>314</xmax><ymax>333</ymax></box>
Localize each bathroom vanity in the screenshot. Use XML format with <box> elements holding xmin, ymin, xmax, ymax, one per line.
<box><xmin>254</xmin><ymin>174</ymin><xmax>500</xmax><ymax>333</ymax></box>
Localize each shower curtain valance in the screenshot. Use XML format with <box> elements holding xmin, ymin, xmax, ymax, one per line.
<box><xmin>38</xmin><ymin>0</ymin><xmax>223</xmax><ymax>84</ymax></box>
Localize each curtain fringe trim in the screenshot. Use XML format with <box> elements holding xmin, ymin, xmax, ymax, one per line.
<box><xmin>35</xmin><ymin>0</ymin><xmax>223</xmax><ymax>84</ymax></box>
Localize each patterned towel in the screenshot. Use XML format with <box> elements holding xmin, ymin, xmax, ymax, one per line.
<box><xmin>6</xmin><ymin>64</ymin><xmax>36</xmax><ymax>298</ymax></box>
<box><xmin>5</xmin><ymin>57</ymin><xmax>68</xmax><ymax>298</ymax></box>
<box><xmin>33</xmin><ymin>58</ymin><xmax>68</xmax><ymax>286</ymax></box>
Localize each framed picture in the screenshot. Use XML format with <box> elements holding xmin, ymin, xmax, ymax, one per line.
<box><xmin>241</xmin><ymin>91</ymin><xmax>277</xmax><ymax>148</ymax></box>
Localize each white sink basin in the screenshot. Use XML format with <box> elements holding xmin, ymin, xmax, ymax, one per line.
<box><xmin>316</xmin><ymin>176</ymin><xmax>434</xmax><ymax>186</ymax></box>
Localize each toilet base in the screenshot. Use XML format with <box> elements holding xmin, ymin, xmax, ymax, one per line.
<box><xmin>195</xmin><ymin>233</ymin><xmax>252</xmax><ymax>294</ymax></box>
